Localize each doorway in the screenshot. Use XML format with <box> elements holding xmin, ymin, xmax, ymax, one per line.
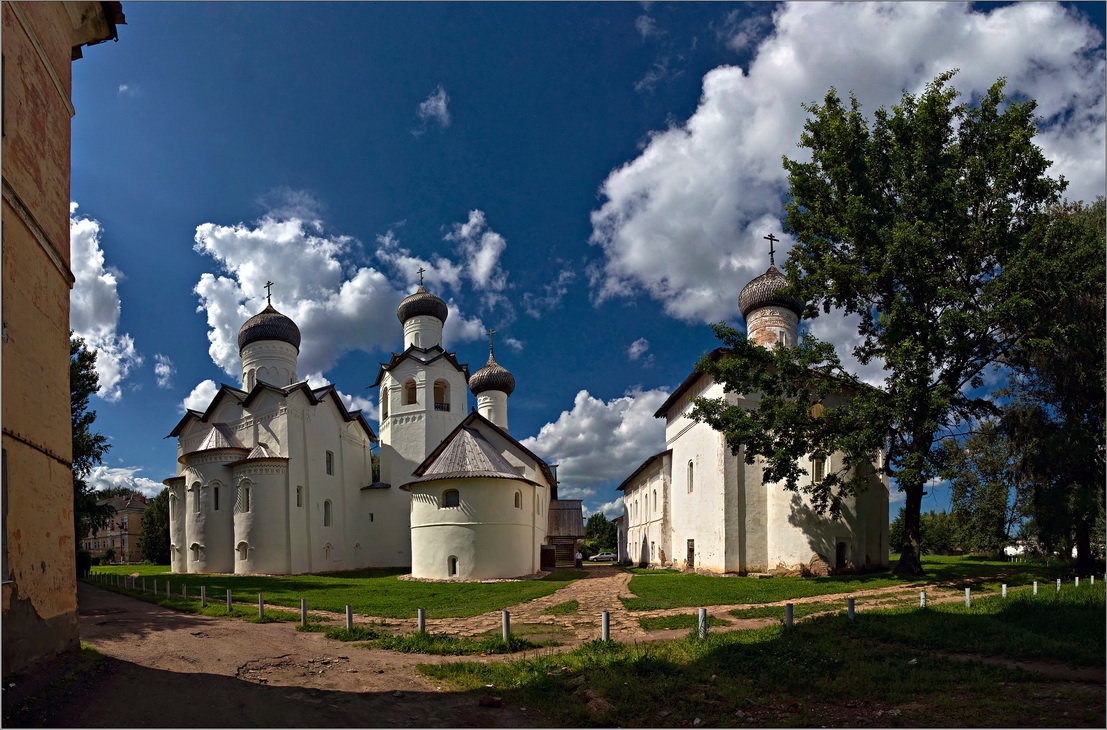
<box><xmin>687</xmin><ymin>539</ymin><xmax>695</xmax><ymax>571</ymax></box>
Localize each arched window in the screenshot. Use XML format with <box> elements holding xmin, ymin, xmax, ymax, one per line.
<box><xmin>434</xmin><ymin>380</ymin><xmax>450</xmax><ymax>412</ymax></box>
<box><xmin>191</xmin><ymin>543</ymin><xmax>201</xmax><ymax>561</ymax></box>
<box><xmin>413</xmin><ymin>332</ymin><xmax>421</xmax><ymax>347</ymax></box>
<box><xmin>687</xmin><ymin>461</ymin><xmax>694</xmax><ymax>493</ymax></box>
<box><xmin>213</xmin><ymin>485</ymin><xmax>220</xmax><ymax>511</ymax></box>
<box><xmin>448</xmin><ymin>555</ymin><xmax>458</xmax><ymax>577</ymax></box>
<box><xmin>325</xmin><ymin>450</ymin><xmax>335</xmax><ymax>475</ymax></box>
<box><xmin>651</xmin><ymin>541</ymin><xmax>655</xmax><ymax>560</ymax></box>
<box><xmin>812</xmin><ymin>457</ymin><xmax>826</xmax><ymax>483</ymax></box>
<box><xmin>442</xmin><ymin>489</ymin><xmax>460</xmax><ymax>508</ymax></box>
<box><xmin>324</xmin><ymin>542</ymin><xmax>333</xmax><ymax>561</ymax></box>
<box><xmin>324</xmin><ymin>500</ymin><xmax>332</xmax><ymax>527</ymax></box>
<box><xmin>296</xmin><ymin>485</ymin><xmax>303</xmax><ymax>507</ymax></box>
<box><xmin>237</xmin><ymin>542</ymin><xmax>249</xmax><ymax>560</ymax></box>
<box><xmin>403</xmin><ymin>378</ymin><xmax>417</xmax><ymax>405</ymax></box>
<box><xmin>652</xmin><ymin>489</ymin><xmax>657</xmax><ymax>513</ymax></box>
<box><xmin>237</xmin><ymin>481</ymin><xmax>252</xmax><ymax>513</ymax></box>
<box><xmin>514</xmin><ymin>490</ymin><xmax>522</xmax><ymax>509</ymax></box>
<box><xmin>381</xmin><ymin>387</ymin><xmax>389</xmax><ymax>419</ymax></box>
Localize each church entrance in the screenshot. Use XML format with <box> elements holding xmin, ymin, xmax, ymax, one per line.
<box><xmin>686</xmin><ymin>539</ymin><xmax>695</xmax><ymax>571</ymax></box>
<box><xmin>835</xmin><ymin>541</ymin><xmax>848</xmax><ymax>570</ymax></box>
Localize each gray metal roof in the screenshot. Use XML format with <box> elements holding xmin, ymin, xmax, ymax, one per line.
<box><xmin>238</xmin><ymin>304</ymin><xmax>302</xmax><ymax>351</ymax></box>
<box><xmin>197</xmin><ymin>424</ymin><xmax>246</xmax><ymax>451</ymax></box>
<box><xmin>738</xmin><ymin>263</ymin><xmax>804</xmax><ymax>318</ymax></box>
<box><xmin>406</xmin><ymin>427</ymin><xmax>527</xmax><ymax>484</ymax></box>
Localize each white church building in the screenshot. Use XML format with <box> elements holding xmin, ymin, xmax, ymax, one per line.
<box><xmin>166</xmin><ymin>282</ymin><xmax>582</xmax><ymax>578</ymax></box>
<box><xmin>617</xmin><ymin>253</ymin><xmax>889</xmax><ymax>575</ymax></box>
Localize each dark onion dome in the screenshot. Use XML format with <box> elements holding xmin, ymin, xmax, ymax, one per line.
<box><xmin>469</xmin><ymin>351</ymin><xmax>515</xmax><ymax>396</ymax></box>
<box><xmin>238</xmin><ymin>304</ymin><xmax>301</xmax><ymax>352</ymax></box>
<box><xmin>396</xmin><ymin>285</ymin><xmax>449</xmax><ymax>324</ymax></box>
<box><xmin>738</xmin><ymin>264</ymin><xmax>804</xmax><ymax>319</ymax></box>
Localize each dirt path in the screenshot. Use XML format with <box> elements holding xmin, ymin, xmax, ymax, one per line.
<box><xmin>3</xmin><ymin>583</ymin><xmax>543</xmax><ymax>728</ymax></box>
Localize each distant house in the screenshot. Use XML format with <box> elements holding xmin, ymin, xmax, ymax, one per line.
<box><xmin>81</xmin><ymin>494</ymin><xmax>149</xmax><ymax>563</ymax></box>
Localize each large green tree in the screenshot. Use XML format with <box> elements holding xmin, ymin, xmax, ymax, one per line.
<box><xmin>998</xmin><ymin>198</ymin><xmax>1105</xmax><ymax>573</ymax></box>
<box><xmin>137</xmin><ymin>488</ymin><xmax>171</xmax><ymax>564</ymax></box>
<box><xmin>692</xmin><ymin>72</ymin><xmax>1067</xmax><ymax>575</ymax></box>
<box><xmin>72</xmin><ymin>336</ymin><xmax>114</xmax><ymax>541</ymax></box>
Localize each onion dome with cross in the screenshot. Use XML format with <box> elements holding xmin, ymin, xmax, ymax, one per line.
<box><xmin>397</xmin><ymin>268</ymin><xmax>449</xmax><ymax>324</ymax></box>
<box><xmin>238</xmin><ymin>282</ymin><xmax>301</xmax><ymax>352</ymax></box>
<box><xmin>737</xmin><ymin>233</ymin><xmax>804</xmax><ymax>319</ymax></box>
<box><xmin>469</xmin><ymin>329</ymin><xmax>515</xmax><ymax>397</ymax></box>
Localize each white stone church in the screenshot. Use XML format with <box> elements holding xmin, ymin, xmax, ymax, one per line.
<box><xmin>165</xmin><ymin>283</ymin><xmax>582</xmax><ymax>578</ymax></box>
<box><xmin>617</xmin><ymin>254</ymin><xmax>889</xmax><ymax>575</ymax></box>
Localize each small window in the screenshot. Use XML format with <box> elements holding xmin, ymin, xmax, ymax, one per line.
<box><xmin>194</xmin><ymin>486</ymin><xmax>201</xmax><ymax>514</ymax></box>
<box><xmin>191</xmin><ymin>543</ymin><xmax>201</xmax><ymax>561</ymax></box>
<box><xmin>403</xmin><ymin>378</ymin><xmax>417</xmax><ymax>405</ymax></box>
<box><xmin>296</xmin><ymin>486</ymin><xmax>303</xmax><ymax>507</ymax></box>
<box><xmin>324</xmin><ymin>543</ymin><xmax>333</xmax><ymax>561</ymax></box>
<box><xmin>237</xmin><ymin>542</ymin><xmax>249</xmax><ymax>560</ymax></box>
<box><xmin>442</xmin><ymin>489</ymin><xmax>460</xmax><ymax>508</ymax></box>
<box><xmin>324</xmin><ymin>500</ymin><xmax>332</xmax><ymax>527</ymax></box>
<box><xmin>448</xmin><ymin>555</ymin><xmax>458</xmax><ymax>576</ymax></box>
<box><xmin>434</xmin><ymin>380</ymin><xmax>450</xmax><ymax>412</ymax></box>
<box><xmin>239</xmin><ymin>485</ymin><xmax>251</xmax><ymax>513</ymax></box>
<box><xmin>812</xmin><ymin>457</ymin><xmax>825</xmax><ymax>483</ymax></box>
<box><xmin>651</xmin><ymin>541</ymin><xmax>656</xmax><ymax>560</ymax></box>
<box><xmin>414</xmin><ymin>332</ymin><xmax>421</xmax><ymax>347</ymax></box>
<box><xmin>381</xmin><ymin>387</ymin><xmax>389</xmax><ymax>418</ymax></box>
<box><xmin>213</xmin><ymin>486</ymin><xmax>219</xmax><ymax>511</ymax></box>
<box><xmin>369</xmin><ymin>512</ymin><xmax>374</xmax><ymax>523</ymax></box>
<box><xmin>653</xmin><ymin>489</ymin><xmax>657</xmax><ymax>513</ymax></box>
<box><xmin>514</xmin><ymin>491</ymin><xmax>522</xmax><ymax>509</ymax></box>
<box><xmin>326</xmin><ymin>450</ymin><xmax>335</xmax><ymax>475</ymax></box>
<box><xmin>687</xmin><ymin>461</ymin><xmax>694</xmax><ymax>493</ymax></box>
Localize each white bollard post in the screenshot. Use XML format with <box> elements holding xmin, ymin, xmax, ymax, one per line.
<box><xmin>1075</xmin><ymin>576</ymin><xmax>1079</xmax><ymax>587</ymax></box>
<box><xmin>1033</xmin><ymin>581</ymin><xmax>1038</xmax><ymax>595</ymax></box>
<box><xmin>166</xmin><ymin>582</ymin><xmax>170</xmax><ymax>598</ymax></box>
<box><xmin>1056</xmin><ymin>578</ymin><xmax>1061</xmax><ymax>592</ymax></box>
<box><xmin>153</xmin><ymin>579</ymin><xmax>157</xmax><ymax>594</ymax></box>
<box><xmin>1092</xmin><ymin>575</ymin><xmax>1095</xmax><ymax>586</ymax></box>
<box><xmin>417</xmin><ymin>608</ymin><xmax>426</xmax><ymax>633</ymax></box>
<box><xmin>785</xmin><ymin>603</ymin><xmax>794</xmax><ymax>628</ymax></box>
<box><xmin>226</xmin><ymin>588</ymin><xmax>233</xmax><ymax>613</ymax></box>
<box><xmin>1001</xmin><ymin>584</ymin><xmax>1007</xmax><ymax>599</ymax></box>
<box><xmin>301</xmin><ymin>599</ymin><xmax>308</xmax><ymax>627</ymax></box>
<box><xmin>142</xmin><ymin>577</ymin><xmax>146</xmax><ymax>593</ymax></box>
<box><xmin>258</xmin><ymin>593</ymin><xmax>264</xmax><ymax>619</ymax></box>
<box><xmin>501</xmin><ymin>610</ymin><xmax>510</xmax><ymax>642</ymax></box>
<box><xmin>920</xmin><ymin>590</ymin><xmax>926</xmax><ymax>608</ymax></box>
<box><xmin>201</xmin><ymin>585</ymin><xmax>207</xmax><ymax>607</ymax></box>
<box><xmin>601</xmin><ymin>611</ymin><xmax>610</xmax><ymax>641</ymax></box>
<box><xmin>182</xmin><ymin>584</ymin><xmax>187</xmax><ymax>600</ymax></box>
<box><xmin>345</xmin><ymin>605</ymin><xmax>353</xmax><ymax>631</ymax></box>
<box><xmin>965</xmin><ymin>588</ymin><xmax>971</xmax><ymax>607</ymax></box>
<box><xmin>698</xmin><ymin>608</ymin><xmax>708</xmax><ymax>639</ymax></box>
<box><xmin>847</xmin><ymin>597</ymin><xmax>856</xmax><ymax>621</ymax></box>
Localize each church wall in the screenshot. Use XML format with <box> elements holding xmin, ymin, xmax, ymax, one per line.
<box><xmin>168</xmin><ymin>481</ymin><xmax>186</xmax><ymax>573</ymax></box>
<box><xmin>233</xmin><ymin>463</ymin><xmax>290</xmax><ymax>574</ymax></box>
<box><xmin>409</xmin><ymin>478</ymin><xmax>543</xmax><ymax>580</ymax></box>
<box><xmin>302</xmin><ymin>401</ymin><xmax>347</xmax><ymax>572</ymax></box>
<box><xmin>403</xmin><ymin>314</ymin><xmax>444</xmax><ymax>349</ymax></box>
<box><xmin>622</xmin><ymin>458</ymin><xmax>669</xmax><ymax>567</ymax></box>
<box><xmin>240</xmin><ymin>340</ymin><xmax>298</xmax><ymax>388</ymax></box>
<box><xmin>764</xmin><ymin>453</ymin><xmax>853</xmax><ymax>571</ymax></box>
<box><xmin>745</xmin><ymin>305</ymin><xmax>799</xmax><ymax>348</ymax></box>
<box><xmin>285</xmin><ymin>400</ymin><xmax>313</xmax><ymax>574</ymax></box>
<box><xmin>180</xmin><ymin>453</ymin><xmax>239</xmax><ymax>574</ymax></box>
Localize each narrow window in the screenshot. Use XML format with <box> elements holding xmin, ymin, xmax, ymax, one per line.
<box><xmin>651</xmin><ymin>541</ymin><xmax>656</xmax><ymax>560</ymax></box>
<box><xmin>434</xmin><ymin>380</ymin><xmax>450</xmax><ymax>412</ymax></box>
<box><xmin>687</xmin><ymin>461</ymin><xmax>694</xmax><ymax>493</ymax></box>
<box><xmin>239</xmin><ymin>485</ymin><xmax>251</xmax><ymax>513</ymax></box>
<box><xmin>324</xmin><ymin>500</ymin><xmax>332</xmax><ymax>527</ymax></box>
<box><xmin>213</xmin><ymin>486</ymin><xmax>219</xmax><ymax>511</ymax></box>
<box><xmin>296</xmin><ymin>485</ymin><xmax>303</xmax><ymax>507</ymax></box>
<box><xmin>381</xmin><ymin>387</ymin><xmax>389</xmax><ymax>418</ymax></box>
<box><xmin>403</xmin><ymin>378</ymin><xmax>417</xmax><ymax>405</ymax></box>
<box><xmin>326</xmin><ymin>450</ymin><xmax>334</xmax><ymax>475</ymax></box>
<box><xmin>237</xmin><ymin>542</ymin><xmax>249</xmax><ymax>560</ymax></box>
<box><xmin>653</xmin><ymin>489</ymin><xmax>657</xmax><ymax>513</ymax></box>
<box><xmin>191</xmin><ymin>543</ymin><xmax>201</xmax><ymax>561</ymax></box>
<box><xmin>448</xmin><ymin>556</ymin><xmax>458</xmax><ymax>577</ymax></box>
<box><xmin>194</xmin><ymin>487</ymin><xmax>201</xmax><ymax>513</ymax></box>
<box><xmin>812</xmin><ymin>457</ymin><xmax>825</xmax><ymax>483</ymax></box>
<box><xmin>442</xmin><ymin>489</ymin><xmax>460</xmax><ymax>508</ymax></box>
<box><xmin>413</xmin><ymin>332</ymin><xmax>421</xmax><ymax>347</ymax></box>
<box><xmin>369</xmin><ymin>512</ymin><xmax>374</xmax><ymax>523</ymax></box>
<box><xmin>324</xmin><ymin>543</ymin><xmax>333</xmax><ymax>560</ymax></box>
<box><xmin>514</xmin><ymin>491</ymin><xmax>522</xmax><ymax>509</ymax></box>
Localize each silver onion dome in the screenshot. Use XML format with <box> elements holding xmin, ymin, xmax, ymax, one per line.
<box><xmin>396</xmin><ymin>285</ymin><xmax>449</xmax><ymax>324</ymax></box>
<box><xmin>238</xmin><ymin>304</ymin><xmax>301</xmax><ymax>352</ymax></box>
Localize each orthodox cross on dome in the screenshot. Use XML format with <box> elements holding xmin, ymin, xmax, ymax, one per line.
<box><xmin>764</xmin><ymin>233</ymin><xmax>779</xmax><ymax>267</ymax></box>
<box><xmin>417</xmin><ymin>267</ymin><xmax>426</xmax><ymax>286</ymax></box>
<box><xmin>264</xmin><ymin>280</ymin><xmax>274</xmax><ymax>305</ymax></box>
<box><xmin>487</xmin><ymin>327</ymin><xmax>496</xmax><ymax>356</ymax></box>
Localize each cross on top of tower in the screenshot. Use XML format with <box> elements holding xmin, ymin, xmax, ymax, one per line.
<box><xmin>264</xmin><ymin>280</ymin><xmax>274</xmax><ymax>305</ymax></box>
<box><xmin>487</xmin><ymin>327</ymin><xmax>496</xmax><ymax>355</ymax></box>
<box><xmin>417</xmin><ymin>267</ymin><xmax>426</xmax><ymax>286</ymax></box>
<box><xmin>764</xmin><ymin>233</ymin><xmax>779</xmax><ymax>267</ymax></box>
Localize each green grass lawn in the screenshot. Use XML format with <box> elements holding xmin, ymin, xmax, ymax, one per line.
<box><xmin>620</xmin><ymin>555</ymin><xmax>1070</xmax><ymax>610</ymax></box>
<box><xmin>638</xmin><ymin>613</ymin><xmax>732</xmax><ymax>631</ymax></box>
<box><xmin>542</xmin><ymin>599</ymin><xmax>580</xmax><ymax>615</ymax></box>
<box><xmin>87</xmin><ymin>567</ymin><xmax>587</xmax><ymax>618</ymax></box>
<box><xmin>421</xmin><ymin>584</ymin><xmax>1106</xmax><ymax>728</ymax></box>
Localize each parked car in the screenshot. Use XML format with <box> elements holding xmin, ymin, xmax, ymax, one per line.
<box><xmin>589</xmin><ymin>551</ymin><xmax>618</xmax><ymax>562</ymax></box>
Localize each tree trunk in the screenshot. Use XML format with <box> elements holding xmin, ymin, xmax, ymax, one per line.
<box><xmin>893</xmin><ymin>481</ymin><xmax>925</xmax><ymax>576</ymax></box>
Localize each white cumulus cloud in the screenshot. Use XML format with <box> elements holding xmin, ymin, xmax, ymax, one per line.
<box><xmin>590</xmin><ymin>2</ymin><xmax>1105</xmax><ymax>378</ymax></box>
<box><xmin>181</xmin><ymin>379</ymin><xmax>219</xmax><ymax>413</ymax></box>
<box><xmin>523</xmin><ymin>267</ymin><xmax>575</xmax><ymax>318</ymax></box>
<box><xmin>88</xmin><ymin>465</ymin><xmax>164</xmax><ymax>498</ymax></box>
<box><xmin>627</xmin><ymin>338</ymin><xmax>650</xmax><ymax>361</ymax></box>
<box><xmin>414</xmin><ymin>84</ymin><xmax>451</xmax><ymax>135</ymax></box>
<box><xmin>153</xmin><ymin>354</ymin><xmax>175</xmax><ymax>389</ymax></box>
<box><xmin>522</xmin><ymin>387</ymin><xmax>670</xmax><ymax>496</ymax></box>
<box><xmin>70</xmin><ymin>204</ymin><xmax>144</xmax><ymax>402</ymax></box>
<box><xmin>446</xmin><ymin>210</ymin><xmax>508</xmax><ymax>293</ymax></box>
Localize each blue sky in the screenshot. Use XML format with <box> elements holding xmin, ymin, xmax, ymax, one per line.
<box><xmin>69</xmin><ymin>2</ymin><xmax>1105</xmax><ymax>521</ymax></box>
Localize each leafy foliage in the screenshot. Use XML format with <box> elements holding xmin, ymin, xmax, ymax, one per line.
<box><xmin>580</xmin><ymin>511</ymin><xmax>618</xmax><ymax>556</ymax></box>
<box><xmin>692</xmin><ymin>72</ymin><xmax>1067</xmax><ymax>575</ymax></box>
<box><xmin>71</xmin><ymin>337</ymin><xmax>114</xmax><ymax>540</ymax></box>
<box><xmin>137</xmin><ymin>488</ymin><xmax>171</xmax><ymax>564</ymax></box>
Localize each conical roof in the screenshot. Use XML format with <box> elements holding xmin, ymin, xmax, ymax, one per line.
<box><xmin>397</xmin><ymin>285</ymin><xmax>449</xmax><ymax>324</ymax></box>
<box><xmin>738</xmin><ymin>264</ymin><xmax>804</xmax><ymax>318</ymax></box>
<box><xmin>469</xmin><ymin>350</ymin><xmax>515</xmax><ymax>396</ymax></box>
<box><xmin>407</xmin><ymin>428</ymin><xmax>523</xmax><ymax>484</ymax></box>
<box><xmin>238</xmin><ymin>304</ymin><xmax>301</xmax><ymax>352</ymax></box>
